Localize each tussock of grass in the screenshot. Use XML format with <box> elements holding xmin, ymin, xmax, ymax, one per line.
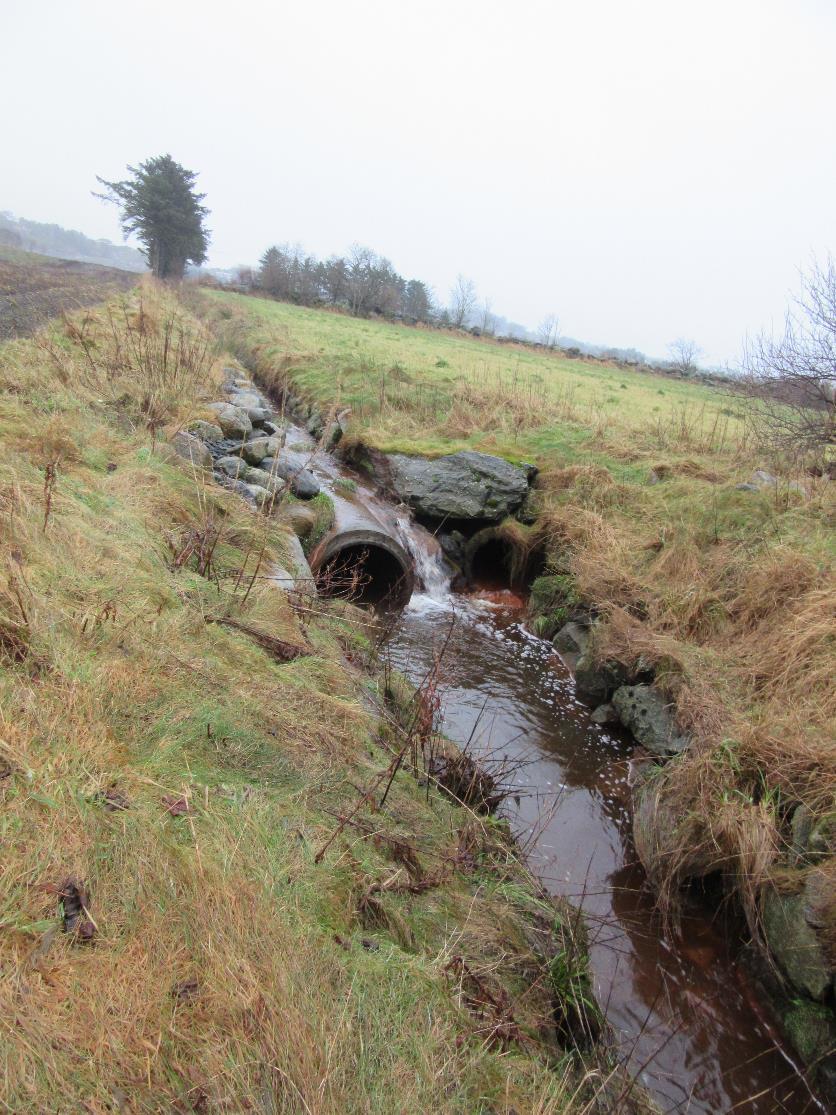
<box><xmin>0</xmin><ymin>284</ymin><xmax>633</xmax><ymax>1113</ymax></box>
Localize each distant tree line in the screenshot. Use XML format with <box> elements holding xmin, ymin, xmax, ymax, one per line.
<box><xmin>0</xmin><ymin>212</ymin><xmax>146</xmax><ymax>272</ymax></box>
<box><xmin>241</xmin><ymin>242</ymin><xmax>436</xmax><ymax>325</ymax></box>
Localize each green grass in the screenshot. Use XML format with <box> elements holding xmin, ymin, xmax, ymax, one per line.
<box><xmin>207</xmin><ymin>289</ymin><xmax>744</xmax><ymax>463</ymax></box>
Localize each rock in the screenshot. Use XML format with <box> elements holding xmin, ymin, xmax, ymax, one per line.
<box><xmin>752</xmin><ymin>469</ymin><xmax>778</xmax><ymax>488</ymax></box>
<box><xmin>553</xmin><ymin>621</ymin><xmax>590</xmax><ymax>659</ymax></box>
<box><xmin>214</xmin><ymin>455</ymin><xmax>249</xmax><ymax>479</ymax></box>
<box><xmin>384</xmin><ymin>450</ymin><xmax>534</xmax><ymax>521</ymax></box>
<box><xmin>261</xmin><ymin>420</ymin><xmax>285</xmax><ymax>438</ymax></box>
<box><xmin>809</xmin><ymin>815</ymin><xmax>836</xmax><ymax>861</ymax></box>
<box><xmin>171</xmin><ymin>431</ymin><xmax>212</xmax><ymax>470</ymax></box>
<box><xmin>187</xmin><ymin>420</ymin><xmax>224</xmax><ymax>443</ymax></box>
<box><xmin>277</xmin><ymin>504</ymin><xmax>317</xmax><ymax>539</ymax></box>
<box><xmin>242</xmin><ymin>436</ymin><xmax>283</xmax><ymax>465</ymax></box>
<box><xmin>215</xmin><ymin>476</ymin><xmax>271</xmax><ymax>507</ymax></box>
<box><xmin>259</xmin><ymin>457</ymin><xmax>292</xmax><ymax>480</ymax></box>
<box><xmin>762</xmin><ymin>888</ymin><xmax>832</xmax><ymax>1000</ymax></box>
<box><xmin>574</xmin><ymin>652</ymin><xmax>628</xmax><ymax>707</ymax></box>
<box><xmin>207</xmin><ymin>402</ymin><xmax>253</xmax><ymax>440</ymax></box>
<box><xmin>244</xmin><ymin>467</ymin><xmax>284</xmax><ymax>495</ymax></box>
<box><xmin>591</xmin><ymin>702</ymin><xmax>618</xmax><ymax>725</ymax></box>
<box><xmin>306</xmin><ymin>411</ymin><xmax>324</xmax><ymax>437</ymax></box>
<box><xmin>242</xmin><ymin>483</ymin><xmax>275</xmax><ymax>509</ymax></box>
<box><xmin>612</xmin><ymin>684</ymin><xmax>690</xmax><ymax>755</ymax></box>
<box><xmin>783</xmin><ymin>1002</ymin><xmax>836</xmax><ymax>1095</ymax></box>
<box><xmin>247</xmin><ymin>407</ymin><xmax>273</xmax><ymax>426</ymax></box>
<box><xmin>227</xmin><ymin>390</ymin><xmax>264</xmax><ymax>411</ymax></box>
<box><xmin>439</xmin><ymin>530</ymin><xmax>466</xmax><ymax>564</ymax></box>
<box><xmin>802</xmin><ymin>867</ymin><xmax>834</xmax><ymax>932</ymax></box>
<box><xmin>735</xmin><ymin>482</ymin><xmax>760</xmax><ymax>492</ymax></box>
<box><xmin>290</xmin><ymin>469</ymin><xmax>320</xmax><ymax>500</ymax></box>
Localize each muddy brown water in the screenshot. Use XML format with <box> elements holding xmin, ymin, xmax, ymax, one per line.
<box><xmin>384</xmin><ymin>592</ymin><xmax>822</xmax><ymax>1114</ymax></box>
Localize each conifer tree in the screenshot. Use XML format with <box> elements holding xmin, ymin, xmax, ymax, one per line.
<box><xmin>96</xmin><ymin>155</ymin><xmax>210</xmax><ymax>280</ymax></box>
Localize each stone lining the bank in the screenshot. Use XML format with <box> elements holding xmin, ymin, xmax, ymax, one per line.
<box><xmin>170</xmin><ymin>366</ymin><xmax>317</xmax><ymax>593</ymax></box>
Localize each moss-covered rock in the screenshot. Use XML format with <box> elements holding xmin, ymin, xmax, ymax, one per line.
<box><xmin>762</xmin><ymin>888</ymin><xmax>831</xmax><ymax>1001</ymax></box>
<box><xmin>784</xmin><ymin>1001</ymin><xmax>836</xmax><ymax>1096</ymax></box>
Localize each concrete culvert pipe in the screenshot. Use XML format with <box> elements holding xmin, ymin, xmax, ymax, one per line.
<box><xmin>309</xmin><ymin>528</ymin><xmax>415</xmax><ymax>608</ymax></box>
<box><xmin>464</xmin><ymin>526</ymin><xmax>544</xmax><ymax>591</ymax></box>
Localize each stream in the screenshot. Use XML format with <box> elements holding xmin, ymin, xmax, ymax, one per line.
<box><xmin>286</xmin><ymin>420</ymin><xmax>822</xmax><ymax>1113</ymax></box>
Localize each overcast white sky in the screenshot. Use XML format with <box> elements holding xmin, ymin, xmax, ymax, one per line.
<box><xmin>3</xmin><ymin>0</ymin><xmax>835</xmax><ymax>363</ymax></box>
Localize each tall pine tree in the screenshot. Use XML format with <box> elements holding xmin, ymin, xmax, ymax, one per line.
<box><xmin>96</xmin><ymin>155</ymin><xmax>210</xmax><ymax>280</ymax></box>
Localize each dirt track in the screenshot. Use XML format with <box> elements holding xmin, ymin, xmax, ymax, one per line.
<box><xmin>0</xmin><ymin>249</ymin><xmax>139</xmax><ymax>339</ymax></box>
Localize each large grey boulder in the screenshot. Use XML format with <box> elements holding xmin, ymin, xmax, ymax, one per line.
<box><xmin>217</xmin><ymin>476</ymin><xmax>273</xmax><ymax>508</ymax></box>
<box><xmin>214</xmin><ymin>455</ymin><xmax>248</xmax><ymax>480</ymax></box>
<box><xmin>762</xmin><ymin>887</ymin><xmax>832</xmax><ymax>1001</ymax></box>
<box><xmin>290</xmin><ymin>468</ymin><xmax>320</xmax><ymax>500</ymax></box>
<box><xmin>242</xmin><ymin>483</ymin><xmax>275</xmax><ymax>508</ymax></box>
<box><xmin>553</xmin><ymin>621</ymin><xmax>590</xmax><ymax>659</ymax></box>
<box><xmin>207</xmin><ymin>402</ymin><xmax>252</xmax><ymax>440</ymax></box>
<box><xmin>171</xmin><ymin>431</ymin><xmax>212</xmax><ymax>470</ymax></box>
<box><xmin>187</xmin><ymin>420</ymin><xmax>224</xmax><ymax>443</ymax></box>
<box><xmin>384</xmin><ymin>450</ymin><xmax>534</xmax><ymax>520</ymax></box>
<box><xmin>574</xmin><ymin>653</ymin><xmax>628</xmax><ymax>707</ymax></box>
<box><xmin>244</xmin><ymin>467</ymin><xmax>284</xmax><ymax>495</ymax></box>
<box><xmin>612</xmin><ymin>684</ymin><xmax>690</xmax><ymax>755</ymax></box>
<box><xmin>242</xmin><ymin>436</ymin><xmax>283</xmax><ymax>465</ymax></box>
<box><xmin>227</xmin><ymin>390</ymin><xmax>264</xmax><ymax>411</ymax></box>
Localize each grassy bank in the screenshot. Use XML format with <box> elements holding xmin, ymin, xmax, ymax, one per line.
<box><xmin>0</xmin><ymin>283</ymin><xmax>637</xmax><ymax>1113</ymax></box>
<box><xmin>203</xmin><ymin>290</ymin><xmax>746</xmax><ymax>469</ymax></box>
<box><xmin>203</xmin><ymin>290</ymin><xmax>835</xmax><ymax>959</ymax></box>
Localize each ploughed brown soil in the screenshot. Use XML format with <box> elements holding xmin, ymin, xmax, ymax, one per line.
<box><xmin>0</xmin><ymin>248</ymin><xmax>139</xmax><ymax>339</ymax></box>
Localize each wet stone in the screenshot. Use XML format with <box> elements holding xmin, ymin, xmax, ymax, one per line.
<box><xmin>612</xmin><ymin>684</ymin><xmax>690</xmax><ymax>755</ymax></box>
<box><xmin>574</xmin><ymin>653</ymin><xmax>628</xmax><ymax>707</ymax></box>
<box><xmin>591</xmin><ymin>702</ymin><xmax>618</xmax><ymax>725</ymax></box>
<box><xmin>290</xmin><ymin>468</ymin><xmax>320</xmax><ymax>500</ymax></box>
<box><xmin>762</xmin><ymin>888</ymin><xmax>831</xmax><ymax>1001</ymax></box>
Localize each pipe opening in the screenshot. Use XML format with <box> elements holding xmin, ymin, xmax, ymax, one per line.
<box><xmin>315</xmin><ymin>543</ymin><xmax>412</xmax><ymax>608</ymax></box>
<box><xmin>470</xmin><ymin>538</ymin><xmax>517</xmax><ymax>590</ymax></box>
<box><xmin>466</xmin><ymin>530</ymin><xmax>546</xmax><ymax>594</ymax></box>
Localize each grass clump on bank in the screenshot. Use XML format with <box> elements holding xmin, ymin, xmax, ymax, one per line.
<box><xmin>0</xmin><ymin>283</ymin><xmax>639</xmax><ymax>1113</ymax></box>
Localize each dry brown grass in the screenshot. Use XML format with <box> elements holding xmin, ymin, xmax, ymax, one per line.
<box><xmin>531</xmin><ymin>456</ymin><xmax>835</xmax><ymax>938</ymax></box>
